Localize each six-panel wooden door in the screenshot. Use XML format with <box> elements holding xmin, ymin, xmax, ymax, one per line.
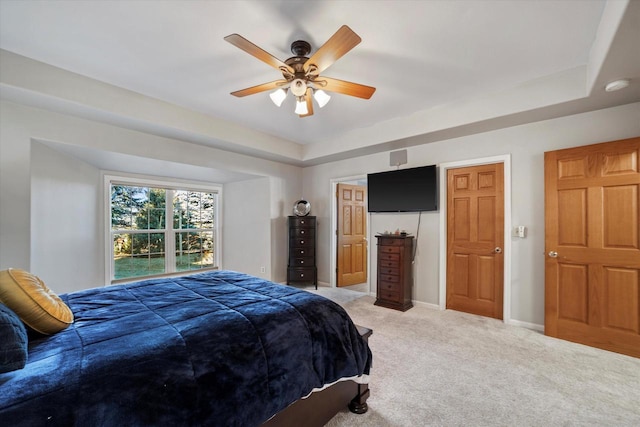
<box><xmin>337</xmin><ymin>183</ymin><xmax>368</xmax><ymax>287</ymax></box>
<box><xmin>446</xmin><ymin>163</ymin><xmax>504</xmax><ymax>319</ymax></box>
<box><xmin>545</xmin><ymin>137</ymin><xmax>640</xmax><ymax>358</ymax></box>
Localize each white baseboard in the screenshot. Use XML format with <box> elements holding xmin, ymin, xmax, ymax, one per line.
<box><xmin>507</xmin><ymin>319</ymin><xmax>544</xmax><ymax>332</ymax></box>
<box><xmin>353</xmin><ymin>288</ymin><xmax>544</xmax><ymax>331</ymax></box>
<box><xmin>365</xmin><ymin>294</ymin><xmax>441</xmax><ymax>310</ymax></box>
<box><xmin>278</xmin><ymin>281</ymin><xmax>330</xmax><ymax>288</ymax></box>
<box><xmin>412</xmin><ymin>300</ymin><xmax>442</xmax><ymax>310</ymax></box>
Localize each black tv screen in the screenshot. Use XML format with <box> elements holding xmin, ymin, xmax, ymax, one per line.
<box><xmin>367</xmin><ymin>165</ymin><xmax>438</xmax><ymax>212</ymax></box>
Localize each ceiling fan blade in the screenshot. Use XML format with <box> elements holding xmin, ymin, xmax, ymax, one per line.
<box><xmin>315</xmin><ymin>77</ymin><xmax>376</xmax><ymax>99</ymax></box>
<box><xmin>225</xmin><ymin>34</ymin><xmax>294</xmax><ymax>74</ymax></box>
<box><xmin>304</xmin><ymin>25</ymin><xmax>361</xmax><ymax>75</ymax></box>
<box><xmin>299</xmin><ymin>87</ymin><xmax>314</xmax><ymax>118</ymax></box>
<box><xmin>230</xmin><ymin>80</ymin><xmax>288</xmax><ymax>97</ymax></box>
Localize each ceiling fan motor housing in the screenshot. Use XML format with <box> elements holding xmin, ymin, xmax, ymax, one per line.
<box><xmin>285</xmin><ymin>40</ymin><xmax>312</xmax><ymax>78</ymax></box>
<box><xmin>291</xmin><ymin>40</ymin><xmax>311</xmax><ymax>56</ymax></box>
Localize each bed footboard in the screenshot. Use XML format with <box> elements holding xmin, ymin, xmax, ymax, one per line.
<box><xmin>263</xmin><ymin>325</ymin><xmax>372</xmax><ymax>427</ymax></box>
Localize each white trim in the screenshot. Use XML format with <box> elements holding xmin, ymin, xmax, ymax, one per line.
<box><xmin>507</xmin><ymin>319</ymin><xmax>544</xmax><ymax>332</ymax></box>
<box><xmin>329</xmin><ymin>175</ymin><xmax>371</xmax><ymax>291</ymax></box>
<box><xmin>438</xmin><ymin>154</ymin><xmax>512</xmax><ymax>324</ymax></box>
<box><xmin>110</xmin><ymin>267</ymin><xmax>221</xmax><ymax>285</ymax></box>
<box><xmin>103</xmin><ymin>175</ymin><xmax>112</xmax><ymax>286</ymax></box>
<box><xmin>106</xmin><ymin>174</ymin><xmax>223</xmax><ymax>192</ymax></box>
<box><xmin>102</xmin><ymin>173</ymin><xmax>223</xmax><ymax>286</ymax></box>
<box><xmin>412</xmin><ymin>300</ymin><xmax>441</xmax><ymax>310</ymax></box>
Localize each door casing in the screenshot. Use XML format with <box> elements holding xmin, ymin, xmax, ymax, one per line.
<box><xmin>438</xmin><ymin>154</ymin><xmax>513</xmax><ymax>324</ymax></box>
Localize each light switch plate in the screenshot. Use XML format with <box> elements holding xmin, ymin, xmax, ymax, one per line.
<box><xmin>514</xmin><ymin>226</ymin><xmax>527</xmax><ymax>238</ymax></box>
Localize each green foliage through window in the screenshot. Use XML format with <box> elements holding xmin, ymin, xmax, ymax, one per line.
<box><xmin>110</xmin><ymin>183</ymin><xmax>217</xmax><ymax>281</ymax></box>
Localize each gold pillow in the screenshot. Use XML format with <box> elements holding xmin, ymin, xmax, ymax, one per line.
<box><xmin>0</xmin><ymin>269</ymin><xmax>73</xmax><ymax>335</ymax></box>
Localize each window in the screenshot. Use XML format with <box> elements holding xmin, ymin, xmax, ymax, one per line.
<box><xmin>107</xmin><ymin>176</ymin><xmax>220</xmax><ymax>283</ymax></box>
<box><xmin>173</xmin><ymin>190</ymin><xmax>216</xmax><ymax>273</ymax></box>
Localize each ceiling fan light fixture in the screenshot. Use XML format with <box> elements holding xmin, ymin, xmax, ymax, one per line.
<box><xmin>295</xmin><ymin>97</ymin><xmax>308</xmax><ymax>115</ymax></box>
<box><xmin>313</xmin><ymin>89</ymin><xmax>331</xmax><ymax>108</ymax></box>
<box><xmin>290</xmin><ymin>78</ymin><xmax>307</xmax><ymax>97</ymax></box>
<box><xmin>269</xmin><ymin>88</ymin><xmax>287</xmax><ymax>107</ymax></box>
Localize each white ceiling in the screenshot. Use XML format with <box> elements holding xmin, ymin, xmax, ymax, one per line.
<box><xmin>1</xmin><ymin>0</ymin><xmax>639</xmax><ymax>166</ymax></box>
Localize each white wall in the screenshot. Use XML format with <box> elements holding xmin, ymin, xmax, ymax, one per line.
<box><xmin>269</xmin><ymin>176</ymin><xmax>301</xmax><ymax>283</ymax></box>
<box><xmin>31</xmin><ymin>142</ymin><xmax>103</xmax><ymax>293</ymax></box>
<box><xmin>0</xmin><ymin>101</ymin><xmax>31</xmax><ymax>269</ymax></box>
<box><xmin>0</xmin><ymin>100</ymin><xmax>302</xmax><ymax>289</ymax></box>
<box><xmin>2</xmin><ymin>95</ymin><xmax>638</xmax><ymax>325</ymax></box>
<box><xmin>223</xmin><ymin>177</ymin><xmax>271</xmax><ymax>279</ymax></box>
<box><xmin>302</xmin><ymin>102</ymin><xmax>640</xmax><ymax>327</ymax></box>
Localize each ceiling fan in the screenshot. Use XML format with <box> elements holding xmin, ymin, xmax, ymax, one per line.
<box><xmin>224</xmin><ymin>25</ymin><xmax>376</xmax><ymax>118</ymax></box>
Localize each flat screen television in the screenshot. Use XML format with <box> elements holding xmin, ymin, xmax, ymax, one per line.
<box><xmin>367</xmin><ymin>165</ymin><xmax>438</xmax><ymax>212</ymax></box>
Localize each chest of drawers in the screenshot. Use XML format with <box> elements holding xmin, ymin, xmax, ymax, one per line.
<box><xmin>375</xmin><ymin>235</ymin><xmax>413</xmax><ymax>311</ymax></box>
<box><xmin>287</xmin><ymin>216</ymin><xmax>317</xmax><ymax>288</ymax></box>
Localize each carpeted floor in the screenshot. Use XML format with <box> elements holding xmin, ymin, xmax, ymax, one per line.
<box><xmin>310</xmin><ymin>288</ymin><xmax>640</xmax><ymax>427</ymax></box>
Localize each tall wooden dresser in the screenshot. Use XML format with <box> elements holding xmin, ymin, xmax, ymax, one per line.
<box><xmin>287</xmin><ymin>216</ymin><xmax>317</xmax><ymax>288</ymax></box>
<box><xmin>375</xmin><ymin>235</ymin><xmax>413</xmax><ymax>311</ymax></box>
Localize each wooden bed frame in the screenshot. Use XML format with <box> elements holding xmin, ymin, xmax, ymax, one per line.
<box><xmin>264</xmin><ymin>325</ymin><xmax>372</xmax><ymax>427</ymax></box>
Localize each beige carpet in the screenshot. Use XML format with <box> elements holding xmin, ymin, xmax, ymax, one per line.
<box><xmin>310</xmin><ymin>289</ymin><xmax>640</xmax><ymax>427</ymax></box>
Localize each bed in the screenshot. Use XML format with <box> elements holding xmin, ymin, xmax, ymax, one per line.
<box><xmin>0</xmin><ymin>270</ymin><xmax>372</xmax><ymax>426</ymax></box>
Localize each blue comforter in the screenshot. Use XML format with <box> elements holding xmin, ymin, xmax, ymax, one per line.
<box><xmin>0</xmin><ymin>270</ymin><xmax>371</xmax><ymax>426</ymax></box>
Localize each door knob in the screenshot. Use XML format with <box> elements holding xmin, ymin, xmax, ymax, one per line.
<box><xmin>494</xmin><ymin>247</ymin><xmax>502</xmax><ymax>254</ymax></box>
<box><xmin>548</xmin><ymin>251</ymin><xmax>558</xmax><ymax>258</ymax></box>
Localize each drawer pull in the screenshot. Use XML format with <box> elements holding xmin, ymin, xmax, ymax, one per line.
<box><xmin>301</xmin><ymin>250</ymin><xmax>304</xmax><ymax>254</ymax></box>
<box><xmin>301</xmin><ymin>220</ymin><xmax>305</xmax><ymax>224</ymax></box>
<box><xmin>301</xmin><ymin>240</ymin><xmax>304</xmax><ymax>244</ymax></box>
<box><xmin>301</xmin><ymin>230</ymin><xmax>305</xmax><ymax>234</ymax></box>
<box><xmin>301</xmin><ymin>273</ymin><xmax>304</xmax><ymax>277</ymax></box>
<box><xmin>300</xmin><ymin>260</ymin><xmax>304</xmax><ymax>264</ymax></box>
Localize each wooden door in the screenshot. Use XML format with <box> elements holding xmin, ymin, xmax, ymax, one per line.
<box><xmin>447</xmin><ymin>163</ymin><xmax>504</xmax><ymax>319</ymax></box>
<box><xmin>545</xmin><ymin>137</ymin><xmax>640</xmax><ymax>358</ymax></box>
<box><xmin>337</xmin><ymin>183</ymin><xmax>368</xmax><ymax>287</ymax></box>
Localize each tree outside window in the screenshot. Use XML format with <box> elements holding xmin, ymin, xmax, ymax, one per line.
<box><xmin>110</xmin><ymin>183</ymin><xmax>218</xmax><ymax>281</ymax></box>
